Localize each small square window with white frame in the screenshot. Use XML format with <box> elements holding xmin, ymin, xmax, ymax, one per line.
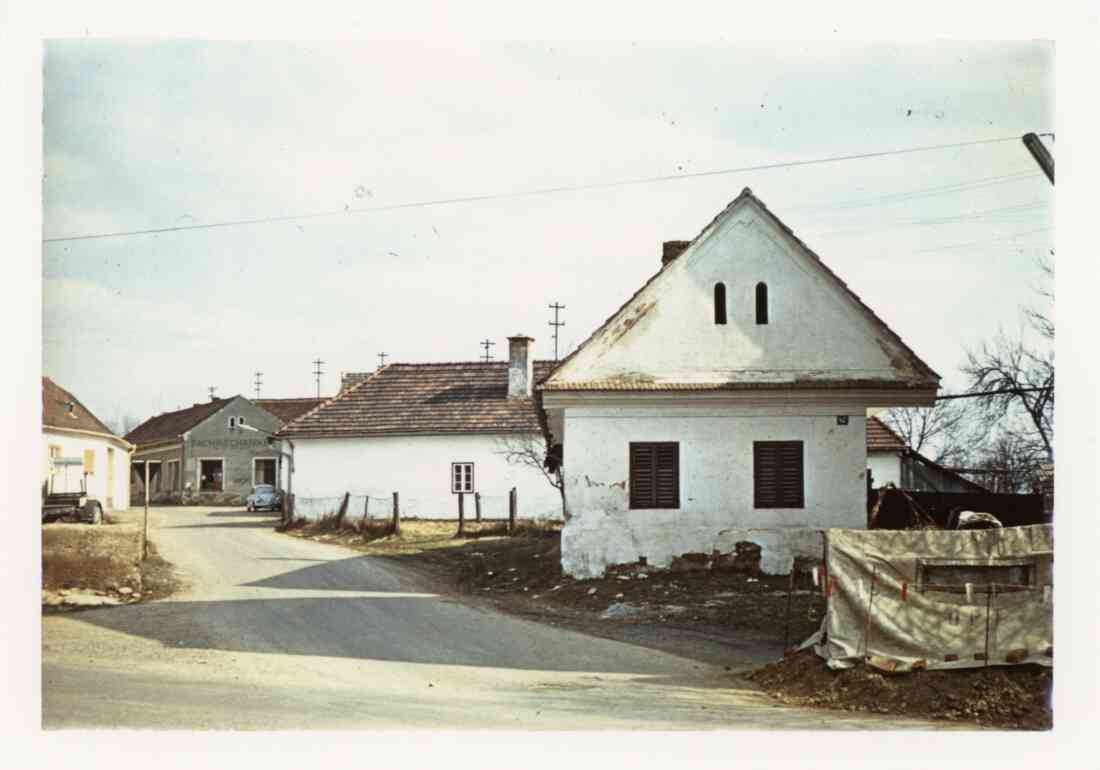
<box><xmin>451</xmin><ymin>462</ymin><xmax>474</xmax><ymax>494</ymax></box>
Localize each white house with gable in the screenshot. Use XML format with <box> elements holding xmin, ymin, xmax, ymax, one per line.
<box><xmin>42</xmin><ymin>376</ymin><xmax>133</xmax><ymax>511</ymax></box>
<box><xmin>539</xmin><ymin>188</ymin><xmax>940</xmax><ymax>578</ymax></box>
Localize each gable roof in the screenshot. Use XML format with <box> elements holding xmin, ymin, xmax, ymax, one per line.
<box><xmin>42</xmin><ymin>377</ymin><xmax>118</xmax><ymax>437</ymax></box>
<box><xmin>125</xmin><ymin>397</ymin><xmax>234</xmax><ymax>446</ymax></box>
<box><xmin>278</xmin><ymin>361</ymin><xmax>555</xmax><ymax>439</ymax></box>
<box><xmin>542</xmin><ymin>187</ymin><xmax>940</xmax><ymax>392</ymax></box>
<box><xmin>254</xmin><ymin>398</ymin><xmax>325</xmax><ymax>426</ymax></box>
<box><xmin>866</xmin><ymin>416</ymin><xmax>908</xmax><ymax>452</ymax></box>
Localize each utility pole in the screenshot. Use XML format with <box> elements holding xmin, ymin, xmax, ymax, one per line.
<box><xmin>377</xmin><ymin>352</ymin><xmax>388</xmax><ymax>369</ymax></box>
<box><xmin>253</xmin><ymin>371</ymin><xmax>263</xmax><ymax>399</ymax></box>
<box><xmin>549</xmin><ymin>302</ymin><xmax>566</xmax><ymax>360</ymax></box>
<box><xmin>312</xmin><ymin>358</ymin><xmax>324</xmax><ymax>399</ymax></box>
<box><xmin>1022</xmin><ymin>132</ymin><xmax>1054</xmax><ymax>185</ymax></box>
<box><xmin>207</xmin><ymin>386</ymin><xmax>217</xmax><ymax>401</ymax></box>
<box><xmin>480</xmin><ymin>338</ymin><xmax>495</xmax><ymax>362</ymax></box>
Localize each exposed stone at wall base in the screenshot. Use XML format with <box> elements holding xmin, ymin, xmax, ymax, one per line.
<box><xmin>559</xmin><ymin>508</ymin><xmax>826</xmax><ymax>579</ymax></box>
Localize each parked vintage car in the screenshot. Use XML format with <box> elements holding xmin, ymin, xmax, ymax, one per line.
<box><xmin>246</xmin><ymin>484</ymin><xmax>282</xmax><ymax>512</ymax></box>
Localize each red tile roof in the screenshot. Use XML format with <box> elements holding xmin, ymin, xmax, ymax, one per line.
<box><xmin>279</xmin><ymin>361</ymin><xmax>555</xmax><ymax>439</ymax></box>
<box><xmin>543</xmin><ymin>187</ymin><xmax>940</xmax><ymax>392</ymax></box>
<box><xmin>866</xmin><ymin>416</ymin><xmax>907</xmax><ymax>451</ymax></box>
<box><xmin>125</xmin><ymin>398</ymin><xmax>233</xmax><ymax>446</ymax></box>
<box><xmin>254</xmin><ymin>398</ymin><xmax>325</xmax><ymax>426</ymax></box>
<box><xmin>42</xmin><ymin>377</ymin><xmax>118</xmax><ymax>437</ymax></box>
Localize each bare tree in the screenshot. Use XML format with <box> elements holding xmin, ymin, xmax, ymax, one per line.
<box><xmin>969</xmin><ymin>433</ymin><xmax>1048</xmax><ymax>494</ymax></box>
<box><xmin>496</xmin><ymin>434</ymin><xmax>566</xmax><ymax>517</ymax></box>
<box><xmin>881</xmin><ymin>396</ymin><xmax>975</xmax><ymax>465</ymax></box>
<box><xmin>961</xmin><ymin>256</ymin><xmax>1054</xmax><ymax>462</ymax></box>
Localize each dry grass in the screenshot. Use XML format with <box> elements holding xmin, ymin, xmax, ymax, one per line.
<box><xmin>42</xmin><ymin>509</ymin><xmax>180</xmax><ymax>603</ymax></box>
<box><xmin>281</xmin><ymin>516</ymin><xmax>560</xmax><ymax>557</ymax></box>
<box><xmin>42</xmin><ymin>520</ymin><xmax>142</xmax><ymax>592</ymax></box>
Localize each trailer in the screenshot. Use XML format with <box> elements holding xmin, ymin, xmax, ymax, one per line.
<box><xmin>42</xmin><ymin>457</ymin><xmax>103</xmax><ymax>524</ymax></box>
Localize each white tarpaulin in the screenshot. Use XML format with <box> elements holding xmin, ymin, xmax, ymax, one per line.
<box><xmin>814</xmin><ymin>525</ymin><xmax>1053</xmax><ymax>672</ymax></box>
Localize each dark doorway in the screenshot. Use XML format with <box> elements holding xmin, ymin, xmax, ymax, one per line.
<box><xmin>199</xmin><ymin>459</ymin><xmax>224</xmax><ymax>492</ymax></box>
<box><xmin>255</xmin><ymin>458</ymin><xmax>277</xmax><ymax>486</ymax></box>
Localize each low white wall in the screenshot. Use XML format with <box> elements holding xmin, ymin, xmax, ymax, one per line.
<box><xmin>559</xmin><ymin>406</ymin><xmax>866</xmax><ymax>578</ymax></box>
<box><xmin>290</xmin><ymin>433</ymin><xmax>563</xmax><ymax>521</ymax></box>
<box><xmin>42</xmin><ymin>430</ymin><xmax>131</xmax><ymax>511</ymax></box>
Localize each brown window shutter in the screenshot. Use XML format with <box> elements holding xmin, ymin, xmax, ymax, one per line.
<box><xmin>655</xmin><ymin>443</ymin><xmax>679</xmax><ymax>508</ymax></box>
<box><xmin>630</xmin><ymin>444</ymin><xmax>655</xmax><ymax>508</ymax></box>
<box><xmin>630</xmin><ymin>442</ymin><xmax>679</xmax><ymax>509</ymax></box>
<box><xmin>754</xmin><ymin>441</ymin><xmax>804</xmax><ymax>508</ymax></box>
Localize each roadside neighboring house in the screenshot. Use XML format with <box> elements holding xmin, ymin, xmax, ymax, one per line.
<box><xmin>125</xmin><ymin>396</ymin><xmax>284</xmax><ymax>505</ymax></box>
<box><xmin>277</xmin><ymin>339</ymin><xmax>563</xmax><ymax>520</ymax></box>
<box><xmin>540</xmin><ymin>188</ymin><xmax>941</xmax><ymax>578</ymax></box>
<box><xmin>42</xmin><ymin>376</ymin><xmax>133</xmax><ymax>511</ymax></box>
<box><xmin>865</xmin><ymin>416</ymin><xmax>987</xmax><ymax>493</ymax></box>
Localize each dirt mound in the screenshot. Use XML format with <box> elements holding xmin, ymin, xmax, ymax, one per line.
<box><xmin>748</xmin><ymin>648</ymin><xmax>1052</xmax><ymax>730</ymax></box>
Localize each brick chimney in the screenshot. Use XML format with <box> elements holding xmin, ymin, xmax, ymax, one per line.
<box><xmin>662</xmin><ymin>240</ymin><xmax>691</xmax><ymax>265</ymax></box>
<box><xmin>507</xmin><ymin>335</ymin><xmax>535</xmax><ymax>399</ymax></box>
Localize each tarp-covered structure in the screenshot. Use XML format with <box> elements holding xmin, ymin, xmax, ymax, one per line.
<box><xmin>811</xmin><ymin>525</ymin><xmax>1053</xmax><ymax>672</ymax></box>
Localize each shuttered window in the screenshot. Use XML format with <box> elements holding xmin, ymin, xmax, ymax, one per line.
<box><xmin>629</xmin><ymin>442</ymin><xmax>679</xmax><ymax>509</ymax></box>
<box><xmin>754</xmin><ymin>441</ymin><xmax>804</xmax><ymax>508</ymax></box>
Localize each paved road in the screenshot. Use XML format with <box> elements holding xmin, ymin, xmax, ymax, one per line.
<box><xmin>43</xmin><ymin>507</ymin><xmax>946</xmax><ymax>730</ymax></box>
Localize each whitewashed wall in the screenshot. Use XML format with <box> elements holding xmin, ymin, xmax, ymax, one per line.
<box><xmin>558</xmin><ymin>405</ymin><xmax>867</xmax><ymax>578</ymax></box>
<box><xmin>290</xmin><ymin>432</ymin><xmax>563</xmax><ymax>521</ymax></box>
<box><xmin>42</xmin><ymin>431</ymin><xmax>132</xmax><ymax>511</ymax></box>
<box><xmin>546</xmin><ymin>199</ymin><xmax>931</xmax><ymax>390</ymax></box>
<box><xmin>867</xmin><ymin>451</ymin><xmax>901</xmax><ymax>488</ymax></box>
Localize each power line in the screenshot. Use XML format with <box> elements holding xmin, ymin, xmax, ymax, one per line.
<box><xmin>41</xmin><ymin>135</ymin><xmax>1027</xmax><ymax>244</ymax></box>
<box><xmin>911</xmin><ymin>227</ymin><xmax>1050</xmax><ymax>254</ymax></box>
<box><xmin>936</xmin><ymin>387</ymin><xmax>1049</xmax><ymax>401</ymax></box>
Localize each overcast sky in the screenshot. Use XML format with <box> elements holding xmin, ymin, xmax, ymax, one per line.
<box><xmin>42</xmin><ymin>41</ymin><xmax>1054</xmax><ymax>429</ymax></box>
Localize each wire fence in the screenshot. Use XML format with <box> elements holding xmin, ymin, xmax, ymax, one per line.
<box><xmin>290</xmin><ymin>489</ymin><xmax>563</xmax><ymax>522</ymax></box>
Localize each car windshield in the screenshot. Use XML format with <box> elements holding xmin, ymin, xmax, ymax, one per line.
<box><xmin>254</xmin><ymin>485</ymin><xmax>274</xmax><ymax>494</ymax></box>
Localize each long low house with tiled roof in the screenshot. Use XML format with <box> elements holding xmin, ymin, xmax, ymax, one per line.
<box><xmin>277</xmin><ymin>337</ymin><xmax>564</xmax><ymax>520</ymax></box>
<box><xmin>126</xmin><ymin>395</ymin><xmax>293</xmax><ymax>504</ymax></box>
<box><xmin>43</xmin><ymin>376</ymin><xmax>133</xmax><ymax>511</ymax></box>
<box><xmin>540</xmin><ymin>188</ymin><xmax>943</xmax><ymax>578</ymax></box>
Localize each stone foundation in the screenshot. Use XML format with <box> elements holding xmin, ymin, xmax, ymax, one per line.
<box><xmin>559</xmin><ymin>508</ymin><xmax>827</xmax><ymax>578</ymax></box>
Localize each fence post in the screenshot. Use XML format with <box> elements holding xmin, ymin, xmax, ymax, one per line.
<box><xmin>392</xmin><ymin>491</ymin><xmax>400</xmax><ymax>535</ymax></box>
<box><xmin>508</xmin><ymin>487</ymin><xmax>517</xmax><ymax>535</ymax></box>
<box><xmin>474</xmin><ymin>491</ymin><xmax>482</xmax><ymax>523</ymax></box>
<box><xmin>457</xmin><ymin>492</ymin><xmax>465</xmax><ymax>537</ymax></box>
<box><xmin>335</xmin><ymin>491</ymin><xmax>350</xmax><ymax>525</ymax></box>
